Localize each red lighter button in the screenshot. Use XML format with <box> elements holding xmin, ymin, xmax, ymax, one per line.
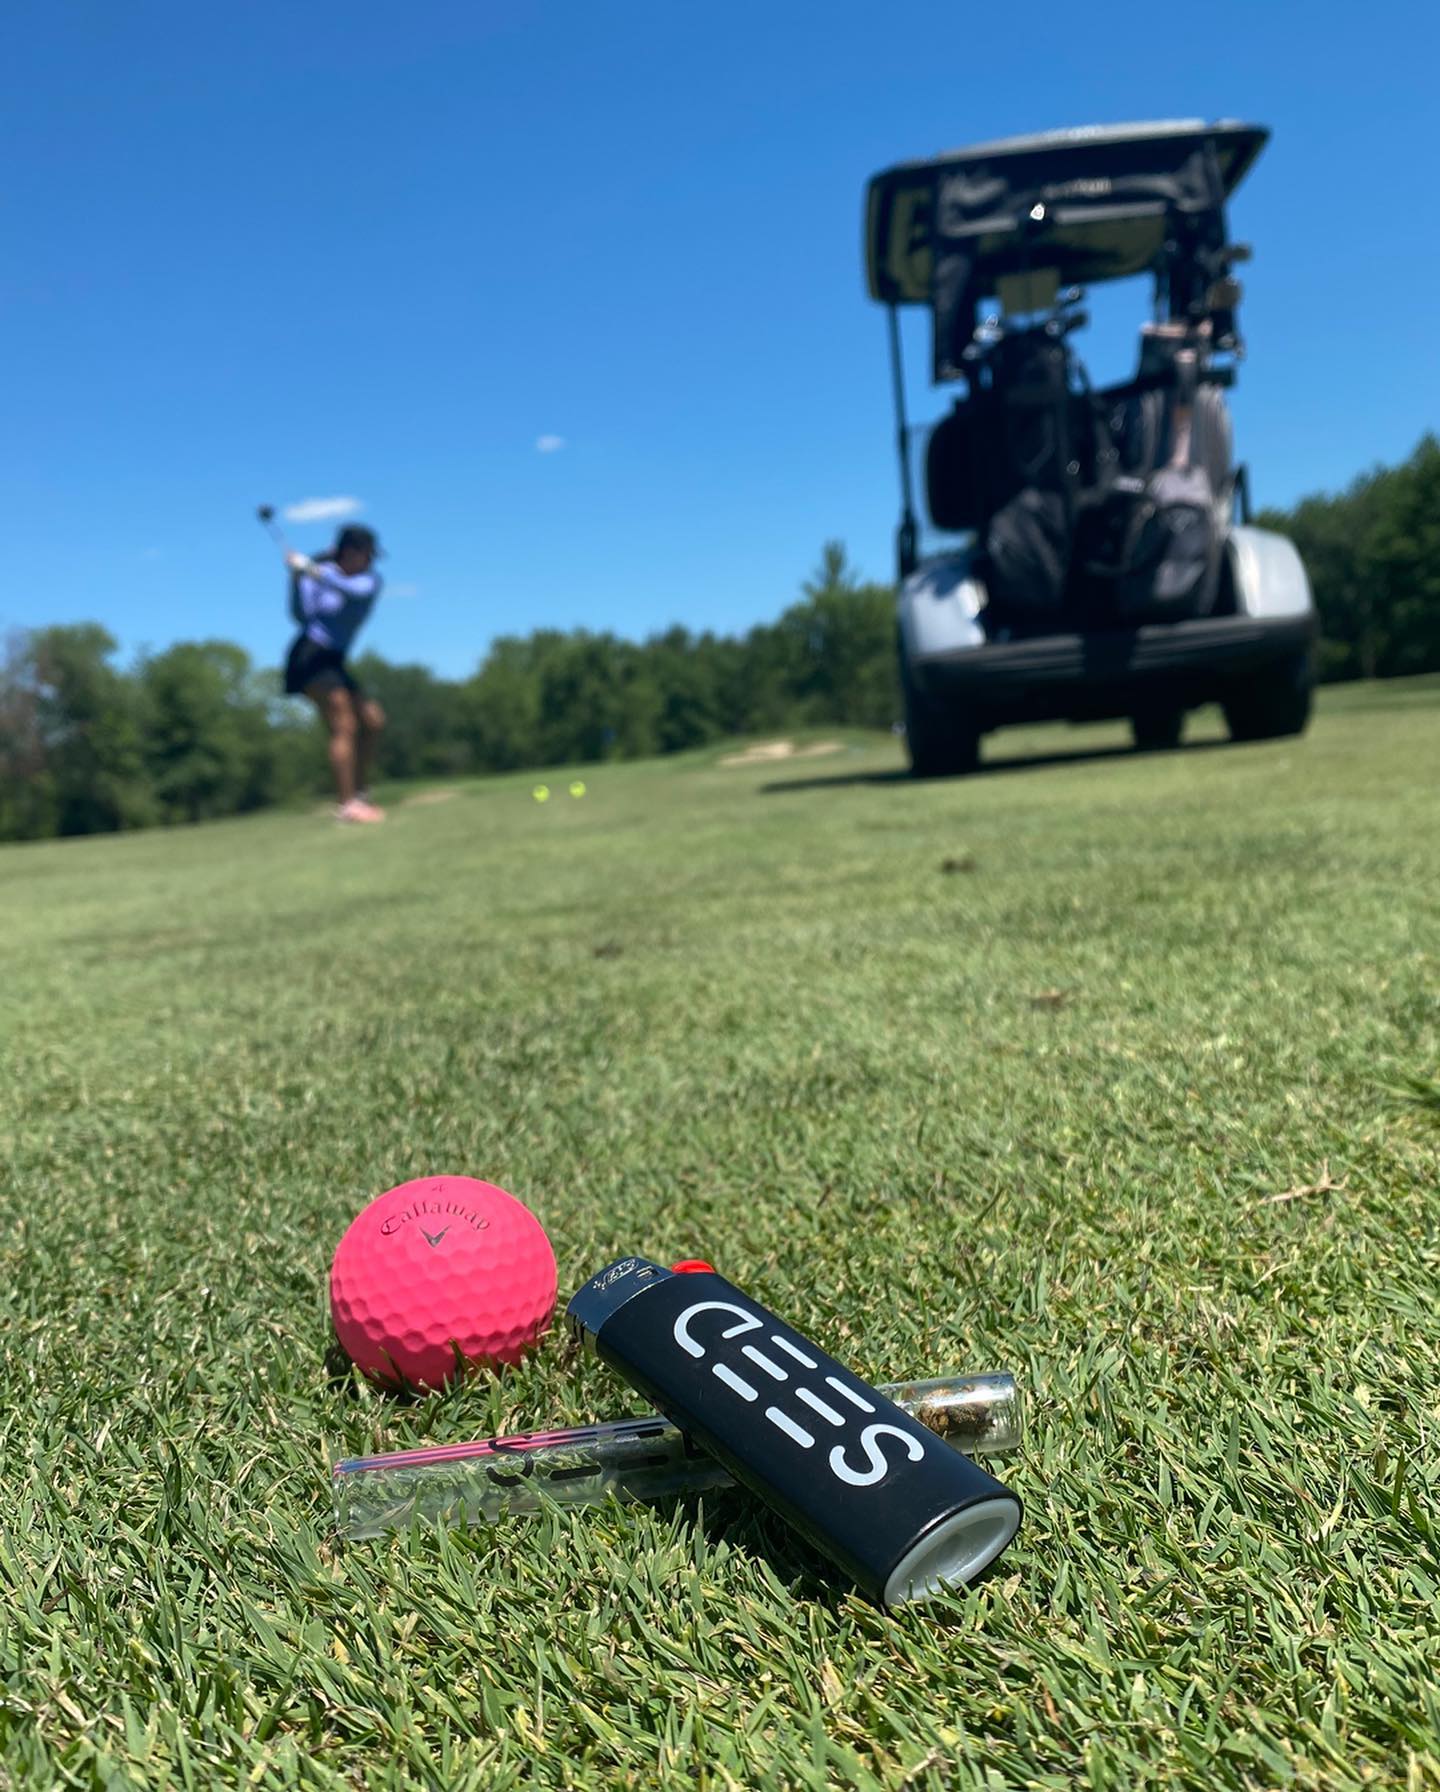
<box><xmin>671</xmin><ymin>1259</ymin><xmax>716</xmax><ymax>1275</ymax></box>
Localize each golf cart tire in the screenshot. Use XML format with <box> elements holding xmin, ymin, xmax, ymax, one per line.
<box><xmin>1130</xmin><ymin>706</ymin><xmax>1185</xmax><ymax>753</ymax></box>
<box><xmin>1223</xmin><ymin>650</ymin><xmax>1314</xmax><ymax>743</ymax></box>
<box><xmin>901</xmin><ymin>657</ymin><xmax>981</xmax><ymax>777</ymax></box>
<box><xmin>906</xmin><ymin>714</ymin><xmax>981</xmax><ymax>777</ymax></box>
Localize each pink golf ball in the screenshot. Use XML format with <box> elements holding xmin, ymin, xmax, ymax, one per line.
<box><xmin>329</xmin><ymin>1175</ymin><xmax>558</xmax><ymax>1391</ymax></box>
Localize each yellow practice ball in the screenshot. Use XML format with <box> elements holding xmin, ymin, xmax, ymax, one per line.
<box><xmin>533</xmin><ymin>785</ymin><xmax>550</xmax><ymax>803</ymax></box>
<box><xmin>569</xmin><ymin>781</ymin><xmax>587</xmax><ymax>799</ymax></box>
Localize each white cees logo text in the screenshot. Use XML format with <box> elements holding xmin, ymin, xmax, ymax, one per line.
<box><xmin>672</xmin><ymin>1300</ymin><xmax>926</xmax><ymax>1488</ymax></box>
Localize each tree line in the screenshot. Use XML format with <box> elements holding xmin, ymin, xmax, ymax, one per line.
<box><xmin>1254</xmin><ymin>433</ymin><xmax>1440</xmax><ymax>681</ymax></box>
<box><xmin>2</xmin><ymin>435</ymin><xmax>1436</xmax><ymax>842</ymax></box>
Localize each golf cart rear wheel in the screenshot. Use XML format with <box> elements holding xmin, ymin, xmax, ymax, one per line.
<box><xmin>900</xmin><ymin>658</ymin><xmax>980</xmax><ymax>778</ymax></box>
<box><xmin>1130</xmin><ymin>706</ymin><xmax>1185</xmax><ymax>753</ymax></box>
<box><xmin>1223</xmin><ymin>650</ymin><xmax>1314</xmax><ymax>743</ymax></box>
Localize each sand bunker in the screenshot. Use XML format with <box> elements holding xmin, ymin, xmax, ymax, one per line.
<box><xmin>719</xmin><ymin>739</ymin><xmax>844</xmax><ymax>768</ymax></box>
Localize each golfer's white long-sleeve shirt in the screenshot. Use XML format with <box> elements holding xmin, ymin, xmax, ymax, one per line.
<box><xmin>298</xmin><ymin>563</ymin><xmax>382</xmax><ymax>654</ymax></box>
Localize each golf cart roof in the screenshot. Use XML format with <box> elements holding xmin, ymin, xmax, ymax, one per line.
<box><xmin>866</xmin><ymin>120</ymin><xmax>1269</xmax><ymax>306</ymax></box>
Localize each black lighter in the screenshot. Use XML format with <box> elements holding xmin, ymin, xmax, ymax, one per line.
<box><xmin>567</xmin><ymin>1257</ymin><xmax>1022</xmax><ymax>1608</ymax></box>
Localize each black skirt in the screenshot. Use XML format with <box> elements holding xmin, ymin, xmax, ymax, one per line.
<box><xmin>283</xmin><ymin>635</ymin><xmax>360</xmax><ymax>697</ymax></box>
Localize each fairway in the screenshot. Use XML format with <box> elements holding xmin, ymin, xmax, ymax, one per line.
<box><xmin>2</xmin><ymin>684</ymin><xmax>1438</xmax><ymax>1790</ymax></box>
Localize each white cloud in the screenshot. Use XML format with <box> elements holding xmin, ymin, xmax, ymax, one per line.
<box><xmin>387</xmin><ymin>582</ymin><xmax>420</xmax><ymax>599</ymax></box>
<box><xmin>535</xmin><ymin>435</ymin><xmax>566</xmax><ymax>454</ymax></box>
<box><xmin>283</xmin><ymin>495</ymin><xmax>363</xmax><ymax>523</ymax></box>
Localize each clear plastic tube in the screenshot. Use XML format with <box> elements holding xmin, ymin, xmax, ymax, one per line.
<box><xmin>333</xmin><ymin>1370</ymin><xmax>1020</xmax><ymax>1540</ymax></box>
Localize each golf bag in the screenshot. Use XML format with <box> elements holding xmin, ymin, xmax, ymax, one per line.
<box><xmin>985</xmin><ymin>490</ymin><xmax>1070</xmax><ymax>623</ymax></box>
<box><xmin>928</xmin><ymin>321</ymin><xmax>1232</xmax><ymax>629</ymax></box>
<box><xmin>1078</xmin><ymin>367</ymin><xmax>1232</xmax><ymax>623</ymax></box>
<box><xmin>927</xmin><ymin>325</ymin><xmax>1104</xmax><ymax>627</ymax></box>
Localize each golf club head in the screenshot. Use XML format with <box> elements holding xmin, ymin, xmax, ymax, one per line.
<box><xmin>256</xmin><ymin>505</ymin><xmax>290</xmax><ymax>554</ymax></box>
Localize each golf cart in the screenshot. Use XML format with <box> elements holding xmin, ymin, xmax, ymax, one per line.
<box><xmin>866</xmin><ymin>120</ymin><xmax>1316</xmax><ymax>775</ymax></box>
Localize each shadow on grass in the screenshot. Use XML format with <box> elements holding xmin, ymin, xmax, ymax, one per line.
<box><xmin>698</xmin><ymin>1494</ymin><xmax>1020</xmax><ymax>1618</ymax></box>
<box><xmin>760</xmin><ymin>735</ymin><xmax>1237</xmax><ymax>794</ymax></box>
<box><xmin>360</xmin><ymin>1477</ymin><xmax>1018</xmax><ymax>1618</ymax></box>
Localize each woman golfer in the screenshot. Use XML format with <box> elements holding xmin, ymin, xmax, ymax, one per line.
<box><xmin>282</xmin><ymin>523</ymin><xmax>387</xmax><ymax>823</ymax></box>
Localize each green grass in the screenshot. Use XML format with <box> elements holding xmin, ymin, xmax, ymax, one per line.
<box><xmin>2</xmin><ymin>684</ymin><xmax>1438</xmax><ymax>1790</ymax></box>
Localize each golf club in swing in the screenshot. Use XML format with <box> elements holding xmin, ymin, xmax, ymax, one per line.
<box><xmin>255</xmin><ymin>504</ymin><xmax>294</xmax><ymax>556</ymax></box>
<box><xmin>257</xmin><ymin>505</ymin><xmax>331</xmax><ymax>588</ymax></box>
<box><xmin>255</xmin><ymin>504</ymin><xmax>403</xmax><ymax>585</ymax></box>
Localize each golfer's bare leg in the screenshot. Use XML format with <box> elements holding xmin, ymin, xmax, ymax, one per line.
<box><xmin>309</xmin><ymin>685</ymin><xmax>358</xmax><ymax>805</ymax></box>
<box><xmin>356</xmin><ymin>696</ymin><xmax>386</xmax><ymax>795</ymax></box>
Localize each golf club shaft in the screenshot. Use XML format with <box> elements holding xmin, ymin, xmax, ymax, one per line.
<box><xmin>256</xmin><ymin>506</ymin><xmax>293</xmax><ymax>554</ymax></box>
<box><xmin>332</xmin><ymin>1371</ymin><xmax>1020</xmax><ymax>1539</ymax></box>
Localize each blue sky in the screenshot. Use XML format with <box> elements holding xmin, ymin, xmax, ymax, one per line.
<box><xmin>2</xmin><ymin>0</ymin><xmax>1433</xmax><ymax>680</ymax></box>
